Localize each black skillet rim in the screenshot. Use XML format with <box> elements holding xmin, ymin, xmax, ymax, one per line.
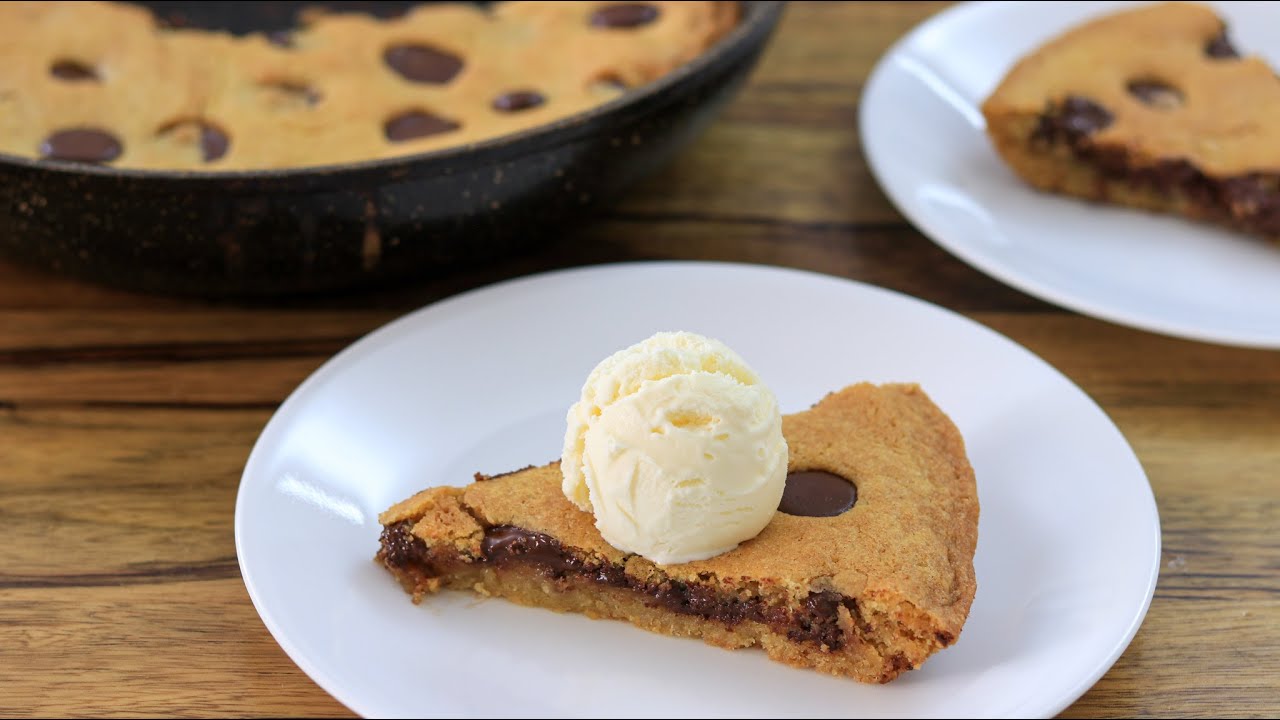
<box><xmin>0</xmin><ymin>1</ymin><xmax>784</xmax><ymax>185</ymax></box>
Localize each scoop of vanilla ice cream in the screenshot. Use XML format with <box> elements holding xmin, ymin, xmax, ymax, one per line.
<box><xmin>561</xmin><ymin>331</ymin><xmax>788</xmax><ymax>565</ymax></box>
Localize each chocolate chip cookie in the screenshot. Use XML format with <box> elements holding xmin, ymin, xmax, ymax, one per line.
<box><xmin>0</xmin><ymin>1</ymin><xmax>739</xmax><ymax>170</ymax></box>
<box><xmin>982</xmin><ymin>2</ymin><xmax>1280</xmax><ymax>240</ymax></box>
<box><xmin>377</xmin><ymin>383</ymin><xmax>979</xmax><ymax>684</ymax></box>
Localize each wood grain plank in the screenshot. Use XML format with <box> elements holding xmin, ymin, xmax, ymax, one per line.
<box><xmin>0</xmin><ymin>221</ymin><xmax>1053</xmax><ymax>333</ymax></box>
<box><xmin>1063</xmin><ymin>597</ymin><xmax>1279</xmax><ymax>718</ymax></box>
<box><xmin>0</xmin><ymin>581</ymin><xmax>353</xmax><ymax>718</ymax></box>
<box><xmin>614</xmin><ymin>120</ymin><xmax>903</xmax><ymax>224</ymax></box>
<box><xmin>577</xmin><ymin>218</ymin><xmax>1054</xmax><ymax>311</ymax></box>
<box><xmin>0</xmin><ymin>258</ymin><xmax>173</xmax><ymax>311</ymax></box>
<box><xmin>745</xmin><ymin>1</ymin><xmax>953</xmax><ymax>88</ymax></box>
<box><xmin>0</xmin><ymin>356</ymin><xmax>327</xmax><ymax>405</ymax></box>
<box><xmin>0</xmin><ymin>407</ymin><xmax>265</xmax><ymax>581</ymax></box>
<box><xmin>978</xmin><ymin>315</ymin><xmax>1280</xmax><ymax>386</ymax></box>
<box><xmin>0</xmin><ymin>310</ymin><xmax>395</xmax><ymax>354</ymax></box>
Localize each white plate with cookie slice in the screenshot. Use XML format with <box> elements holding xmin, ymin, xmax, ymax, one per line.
<box><xmin>236</xmin><ymin>262</ymin><xmax>1159</xmax><ymax>718</ymax></box>
<box><xmin>860</xmin><ymin>0</ymin><xmax>1280</xmax><ymax>349</ymax></box>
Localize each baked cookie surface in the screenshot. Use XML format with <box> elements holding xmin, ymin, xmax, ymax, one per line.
<box><xmin>0</xmin><ymin>1</ymin><xmax>739</xmax><ymax>170</ymax></box>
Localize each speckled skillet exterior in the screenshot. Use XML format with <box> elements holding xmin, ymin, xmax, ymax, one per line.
<box><xmin>0</xmin><ymin>1</ymin><xmax>783</xmax><ymax>296</ymax></box>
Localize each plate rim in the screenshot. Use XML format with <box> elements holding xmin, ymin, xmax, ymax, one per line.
<box><xmin>234</xmin><ymin>260</ymin><xmax>1161</xmax><ymax>718</ymax></box>
<box><xmin>858</xmin><ymin>0</ymin><xmax>1280</xmax><ymax>350</ymax></box>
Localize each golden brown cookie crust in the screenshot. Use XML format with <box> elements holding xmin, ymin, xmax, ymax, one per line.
<box><xmin>983</xmin><ymin>2</ymin><xmax>1279</xmax><ymax>176</ymax></box>
<box><xmin>0</xmin><ymin>1</ymin><xmax>739</xmax><ymax>169</ymax></box>
<box><xmin>377</xmin><ymin>382</ymin><xmax>980</xmax><ymax>683</ymax></box>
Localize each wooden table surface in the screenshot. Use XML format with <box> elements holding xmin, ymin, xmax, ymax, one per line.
<box><xmin>3</xmin><ymin>2</ymin><xmax>1278</xmax><ymax>717</ymax></box>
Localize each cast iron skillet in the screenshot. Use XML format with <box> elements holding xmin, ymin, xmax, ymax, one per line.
<box><xmin>0</xmin><ymin>1</ymin><xmax>784</xmax><ymax>297</ymax></box>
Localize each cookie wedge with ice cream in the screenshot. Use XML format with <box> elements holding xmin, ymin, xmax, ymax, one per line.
<box><xmin>376</xmin><ymin>332</ymin><xmax>979</xmax><ymax>683</ymax></box>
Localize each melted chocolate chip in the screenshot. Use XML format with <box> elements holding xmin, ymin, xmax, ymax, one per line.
<box><xmin>199</xmin><ymin>124</ymin><xmax>230</xmax><ymax>162</ymax></box>
<box><xmin>492</xmin><ymin>90</ymin><xmax>546</xmax><ymax>112</ymax></box>
<box><xmin>381</xmin><ymin>520</ymin><xmax>863</xmax><ymax>652</ymax></box>
<box><xmin>1059</xmin><ymin>96</ymin><xmax>1114</xmax><ymax>137</ymax></box>
<box><xmin>1221</xmin><ymin>175</ymin><xmax>1280</xmax><ymax>222</ymax></box>
<box><xmin>383</xmin><ymin>44</ymin><xmax>463</xmax><ymax>84</ymax></box>
<box><xmin>590</xmin><ymin>3</ymin><xmax>660</xmax><ymax>28</ymax></box>
<box><xmin>482</xmin><ymin>526</ymin><xmax>581</xmax><ymax>574</ymax></box>
<box><xmin>788</xmin><ymin>591</ymin><xmax>849</xmax><ymax>649</ymax></box>
<box><xmin>379</xmin><ymin>522</ymin><xmax>428</xmax><ymax>569</ymax></box>
<box><xmin>383</xmin><ymin>110</ymin><xmax>460</xmax><ymax>141</ymax></box>
<box><xmin>1127</xmin><ymin>79</ymin><xmax>1183</xmax><ymax>110</ymax></box>
<box><xmin>50</xmin><ymin>60</ymin><xmax>98</xmax><ymax>82</ymax></box>
<box><xmin>39</xmin><ymin>128</ymin><xmax>122</xmax><ymax>164</ymax></box>
<box><xmin>1033</xmin><ymin>96</ymin><xmax>1114</xmax><ymax>147</ymax></box>
<box><xmin>1028</xmin><ymin>99</ymin><xmax>1280</xmax><ymax>238</ymax></box>
<box><xmin>1205</xmin><ymin>31</ymin><xmax>1240</xmax><ymax>59</ymax></box>
<box><xmin>778</xmin><ymin>471</ymin><xmax>857</xmax><ymax>517</ymax></box>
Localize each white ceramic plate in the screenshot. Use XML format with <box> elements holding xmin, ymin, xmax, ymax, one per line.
<box><xmin>860</xmin><ymin>0</ymin><xmax>1280</xmax><ymax>348</ymax></box>
<box><xmin>236</xmin><ymin>262</ymin><xmax>1160</xmax><ymax>718</ymax></box>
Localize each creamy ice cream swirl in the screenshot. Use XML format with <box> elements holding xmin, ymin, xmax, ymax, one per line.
<box><xmin>561</xmin><ymin>332</ymin><xmax>788</xmax><ymax>565</ymax></box>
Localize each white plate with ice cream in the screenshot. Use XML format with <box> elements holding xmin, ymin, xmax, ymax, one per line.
<box><xmin>236</xmin><ymin>261</ymin><xmax>1159</xmax><ymax>718</ymax></box>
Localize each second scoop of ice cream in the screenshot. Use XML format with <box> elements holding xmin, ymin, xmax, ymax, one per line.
<box><xmin>561</xmin><ymin>331</ymin><xmax>788</xmax><ymax>565</ymax></box>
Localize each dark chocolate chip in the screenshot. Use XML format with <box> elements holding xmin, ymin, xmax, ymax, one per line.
<box><xmin>381</xmin><ymin>519</ymin><xmax>861</xmax><ymax>651</ymax></box>
<box><xmin>778</xmin><ymin>471</ymin><xmax>857</xmax><ymax>517</ymax></box>
<box><xmin>266</xmin><ymin>30</ymin><xmax>295</xmax><ymax>48</ymax></box>
<box><xmin>1031</xmin><ymin>96</ymin><xmax>1115</xmax><ymax>148</ymax></box>
<box><xmin>383</xmin><ymin>44</ymin><xmax>463</xmax><ymax>84</ymax></box>
<box><xmin>1221</xmin><ymin>175</ymin><xmax>1279</xmax><ymax>216</ymax></box>
<box><xmin>492</xmin><ymin>90</ymin><xmax>545</xmax><ymax>112</ymax></box>
<box><xmin>199</xmin><ymin>124</ymin><xmax>230</xmax><ymax>162</ymax></box>
<box><xmin>158</xmin><ymin>119</ymin><xmax>230</xmax><ymax>163</ymax></box>
<box><xmin>787</xmin><ymin>592</ymin><xmax>847</xmax><ymax>649</ymax></box>
<box><xmin>1205</xmin><ymin>30</ymin><xmax>1240</xmax><ymax>59</ymax></box>
<box><xmin>1057</xmin><ymin>135</ymin><xmax>1280</xmax><ymax>237</ymax></box>
<box><xmin>1059</xmin><ymin>96</ymin><xmax>1114</xmax><ymax>137</ymax></box>
<box><xmin>1127</xmin><ymin>79</ymin><xmax>1183</xmax><ymax>110</ymax></box>
<box><xmin>379</xmin><ymin>521</ymin><xmax>427</xmax><ymax>569</ymax></box>
<box><xmin>50</xmin><ymin>60</ymin><xmax>98</xmax><ymax>82</ymax></box>
<box><xmin>482</xmin><ymin>526</ymin><xmax>581</xmax><ymax>574</ymax></box>
<box><xmin>590</xmin><ymin>3</ymin><xmax>660</xmax><ymax>28</ymax></box>
<box><xmin>39</xmin><ymin>128</ymin><xmax>122</xmax><ymax>164</ymax></box>
<box><xmin>1230</xmin><ymin>181</ymin><xmax>1280</xmax><ymax>236</ymax></box>
<box><xmin>384</xmin><ymin>110</ymin><xmax>460</xmax><ymax>141</ymax></box>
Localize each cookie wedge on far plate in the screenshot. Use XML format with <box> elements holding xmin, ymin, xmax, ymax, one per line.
<box><xmin>982</xmin><ymin>2</ymin><xmax>1280</xmax><ymax>241</ymax></box>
